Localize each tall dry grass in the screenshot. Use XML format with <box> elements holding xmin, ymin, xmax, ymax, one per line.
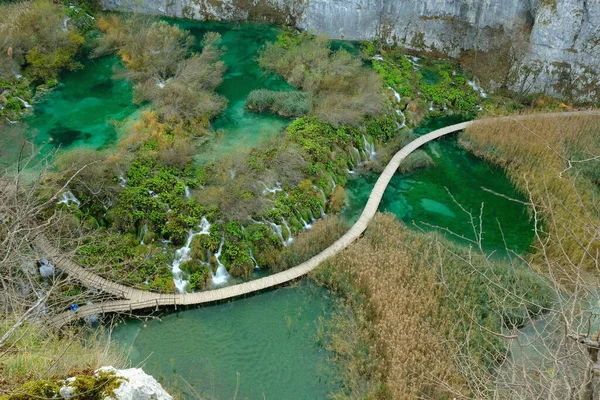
<box><xmin>316</xmin><ymin>214</ymin><xmax>466</xmax><ymax>399</ymax></box>
<box><xmin>461</xmin><ymin>114</ymin><xmax>600</xmax><ymax>280</ymax></box>
<box><xmin>0</xmin><ymin>317</ymin><xmax>127</xmax><ymax>392</ymax></box>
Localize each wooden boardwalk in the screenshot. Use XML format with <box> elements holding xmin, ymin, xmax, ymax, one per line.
<box><xmin>41</xmin><ymin>111</ymin><xmax>599</xmax><ymax>328</ymax></box>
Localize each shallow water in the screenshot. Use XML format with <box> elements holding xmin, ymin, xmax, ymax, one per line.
<box><xmin>171</xmin><ymin>20</ymin><xmax>294</xmax><ymax>164</ymax></box>
<box><xmin>25</xmin><ymin>56</ymin><xmax>137</xmax><ymax>153</ymax></box>
<box><xmin>20</xmin><ymin>21</ymin><xmax>292</xmax><ymax>163</ymax></box>
<box><xmin>342</xmin><ymin>116</ymin><xmax>534</xmax><ymax>254</ymax></box>
<box><xmin>112</xmin><ymin>282</ymin><xmax>340</xmax><ymax>399</ymax></box>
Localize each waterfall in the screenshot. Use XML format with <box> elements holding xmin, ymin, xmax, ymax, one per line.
<box><xmin>212</xmin><ymin>238</ymin><xmax>231</xmax><ymax>286</ymax></box>
<box><xmin>260</xmin><ymin>181</ymin><xmax>283</xmax><ymax>195</ymax></box>
<box><xmin>199</xmin><ymin>217</ymin><xmax>211</xmax><ymax>234</ymax></box>
<box><xmin>170</xmin><ymin>218</ymin><xmax>212</xmax><ymax>293</ymax></box>
<box><xmin>15</xmin><ymin>97</ymin><xmax>32</xmax><ymax>108</ymax></box>
<box><xmin>118</xmin><ymin>174</ymin><xmax>127</xmax><ymax>187</ymax></box>
<box><xmin>184</xmin><ymin>185</ymin><xmax>191</xmax><ymax>199</ymax></box>
<box><xmin>388</xmin><ymin>86</ymin><xmax>406</xmax><ymax>128</ymax></box>
<box><xmin>396</xmin><ymin>109</ymin><xmax>406</xmax><ymax>129</ymax></box>
<box><xmin>363</xmin><ymin>135</ymin><xmax>376</xmax><ymax>159</ymax></box>
<box><xmin>298</xmin><ymin>214</ymin><xmax>312</xmax><ymax>230</ymax></box>
<box><xmin>249</xmin><ymin>248</ymin><xmax>260</xmax><ymax>269</ymax></box>
<box><xmin>281</xmin><ymin>218</ymin><xmax>294</xmax><ymax>246</ymax></box>
<box><xmin>468</xmin><ymin>80</ymin><xmax>488</xmax><ymax>98</ymax></box>
<box><xmin>352</xmin><ymin>146</ymin><xmax>361</xmax><ymax>166</ymax></box>
<box><xmin>140</xmin><ymin>224</ymin><xmax>148</xmax><ymax>245</ymax></box>
<box><xmin>314</xmin><ymin>185</ymin><xmax>327</xmax><ymax>203</ymax></box>
<box><xmin>429</xmin><ymin>101</ymin><xmax>435</xmax><ymax>111</ymax></box>
<box><xmin>330</xmin><ymin>177</ymin><xmax>336</xmax><ymax>192</ymax></box>
<box><xmin>372</xmin><ymin>54</ymin><xmax>384</xmax><ymax>61</ymax></box>
<box><xmin>148</xmin><ymin>189</ymin><xmax>158</xmax><ymax>198</ymax></box>
<box><xmin>388</xmin><ymin>86</ymin><xmax>401</xmax><ymax>103</ymax></box>
<box><xmin>170</xmin><ymin>230</ymin><xmax>195</xmax><ymax>293</ymax></box>
<box><xmin>62</xmin><ymin>17</ymin><xmax>71</xmax><ymax>31</ymax></box>
<box><xmin>39</xmin><ymin>258</ymin><xmax>54</xmax><ymax>278</ymax></box>
<box><xmin>265</xmin><ymin>220</ymin><xmax>287</xmax><ymax>247</ymax></box>
<box><xmin>319</xmin><ymin>206</ymin><xmax>326</xmax><ymax>218</ymax></box>
<box><xmin>5</xmin><ymin>117</ymin><xmax>17</xmax><ymax>124</ymax></box>
<box><xmin>57</xmin><ymin>191</ymin><xmax>80</xmax><ymax>207</ymax></box>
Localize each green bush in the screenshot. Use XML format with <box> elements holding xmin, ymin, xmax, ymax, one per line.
<box><xmin>246</xmin><ymin>89</ymin><xmax>310</xmax><ymax>117</ymax></box>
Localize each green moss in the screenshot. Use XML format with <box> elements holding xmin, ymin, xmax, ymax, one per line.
<box><xmin>5</xmin><ymin>370</ymin><xmax>123</xmax><ymax>400</ymax></box>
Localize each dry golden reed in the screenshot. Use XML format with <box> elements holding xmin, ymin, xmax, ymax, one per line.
<box><xmin>320</xmin><ymin>214</ymin><xmax>466</xmax><ymax>399</ymax></box>
<box><xmin>462</xmin><ymin>114</ymin><xmax>600</xmax><ymax>280</ymax></box>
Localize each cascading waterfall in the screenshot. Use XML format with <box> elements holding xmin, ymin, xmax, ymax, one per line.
<box><xmin>468</xmin><ymin>80</ymin><xmax>488</xmax><ymax>98</ymax></box>
<box><xmin>362</xmin><ymin>135</ymin><xmax>376</xmax><ymax>160</ymax></box>
<box><xmin>281</xmin><ymin>218</ymin><xmax>294</xmax><ymax>245</ymax></box>
<box><xmin>260</xmin><ymin>181</ymin><xmax>283</xmax><ymax>195</ymax></box>
<box><xmin>184</xmin><ymin>185</ymin><xmax>191</xmax><ymax>199</ymax></box>
<box><xmin>118</xmin><ymin>174</ymin><xmax>127</xmax><ymax>187</ymax></box>
<box><xmin>212</xmin><ymin>238</ymin><xmax>231</xmax><ymax>285</ymax></box>
<box><xmin>62</xmin><ymin>17</ymin><xmax>71</xmax><ymax>31</ymax></box>
<box><xmin>140</xmin><ymin>224</ymin><xmax>148</xmax><ymax>245</ymax></box>
<box><xmin>388</xmin><ymin>86</ymin><xmax>406</xmax><ymax>128</ymax></box>
<box><xmin>265</xmin><ymin>220</ymin><xmax>287</xmax><ymax>247</ymax></box>
<box><xmin>15</xmin><ymin>97</ymin><xmax>32</xmax><ymax>109</ymax></box>
<box><xmin>319</xmin><ymin>206</ymin><xmax>326</xmax><ymax>218</ymax></box>
<box><xmin>170</xmin><ymin>217</ymin><xmax>212</xmax><ymax>293</ymax></box>
<box><xmin>298</xmin><ymin>213</ymin><xmax>312</xmax><ymax>230</ymax></box>
<box><xmin>330</xmin><ymin>177</ymin><xmax>336</xmax><ymax>193</ymax></box>
<box><xmin>57</xmin><ymin>191</ymin><xmax>80</xmax><ymax>207</ymax></box>
<box><xmin>248</xmin><ymin>248</ymin><xmax>260</xmax><ymax>269</ymax></box>
<box><xmin>170</xmin><ymin>231</ymin><xmax>196</xmax><ymax>293</ymax></box>
<box><xmin>352</xmin><ymin>147</ymin><xmax>362</xmax><ymax>166</ymax></box>
<box><xmin>314</xmin><ymin>185</ymin><xmax>327</xmax><ymax>203</ymax></box>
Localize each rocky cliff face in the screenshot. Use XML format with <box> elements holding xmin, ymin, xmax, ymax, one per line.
<box><xmin>100</xmin><ymin>0</ymin><xmax>600</xmax><ymax>102</ymax></box>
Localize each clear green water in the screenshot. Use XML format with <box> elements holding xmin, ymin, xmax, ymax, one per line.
<box><xmin>25</xmin><ymin>55</ymin><xmax>137</xmax><ymax>152</ymax></box>
<box><xmin>112</xmin><ymin>282</ymin><xmax>340</xmax><ymax>399</ymax></box>
<box><xmin>21</xmin><ymin>21</ymin><xmax>292</xmax><ymax>163</ymax></box>
<box><xmin>342</xmin><ymin>116</ymin><xmax>534</xmax><ymax>254</ymax></box>
<box><xmin>171</xmin><ymin>20</ymin><xmax>293</xmax><ymax>164</ymax></box>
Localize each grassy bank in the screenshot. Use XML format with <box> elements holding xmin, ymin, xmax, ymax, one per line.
<box><xmin>461</xmin><ymin>113</ymin><xmax>600</xmax><ymax>281</ymax></box>
<box><xmin>314</xmin><ymin>213</ymin><xmax>552</xmax><ymax>399</ymax></box>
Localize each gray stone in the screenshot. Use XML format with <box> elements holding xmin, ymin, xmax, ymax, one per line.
<box><xmin>99</xmin><ymin>0</ymin><xmax>600</xmax><ymax>102</ymax></box>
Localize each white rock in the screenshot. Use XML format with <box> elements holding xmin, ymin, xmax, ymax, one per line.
<box><xmin>97</xmin><ymin>366</ymin><xmax>173</xmax><ymax>400</ymax></box>
<box><xmin>59</xmin><ymin>385</ymin><xmax>75</xmax><ymax>399</ymax></box>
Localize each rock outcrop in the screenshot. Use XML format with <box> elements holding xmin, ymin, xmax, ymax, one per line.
<box><xmin>97</xmin><ymin>367</ymin><xmax>173</xmax><ymax>400</ymax></box>
<box><xmin>99</xmin><ymin>0</ymin><xmax>599</xmax><ymax>102</ymax></box>
<box><xmin>57</xmin><ymin>367</ymin><xmax>172</xmax><ymax>400</ymax></box>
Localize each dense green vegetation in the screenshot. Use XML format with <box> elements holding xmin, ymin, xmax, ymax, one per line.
<box><xmin>246</xmin><ymin>89</ymin><xmax>310</xmax><ymax>117</ymax></box>
<box><xmin>367</xmin><ymin>46</ymin><xmax>484</xmax><ymax>117</ymax></box>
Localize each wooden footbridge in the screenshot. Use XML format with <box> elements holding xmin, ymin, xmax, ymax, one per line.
<box><xmin>39</xmin><ymin>111</ymin><xmax>599</xmax><ymax>328</ymax></box>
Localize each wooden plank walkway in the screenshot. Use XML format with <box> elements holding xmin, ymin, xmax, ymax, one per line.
<box><xmin>41</xmin><ymin>111</ymin><xmax>600</xmax><ymax>328</ymax></box>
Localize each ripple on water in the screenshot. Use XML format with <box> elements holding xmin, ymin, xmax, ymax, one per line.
<box><xmin>112</xmin><ymin>282</ymin><xmax>341</xmax><ymax>399</ymax></box>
